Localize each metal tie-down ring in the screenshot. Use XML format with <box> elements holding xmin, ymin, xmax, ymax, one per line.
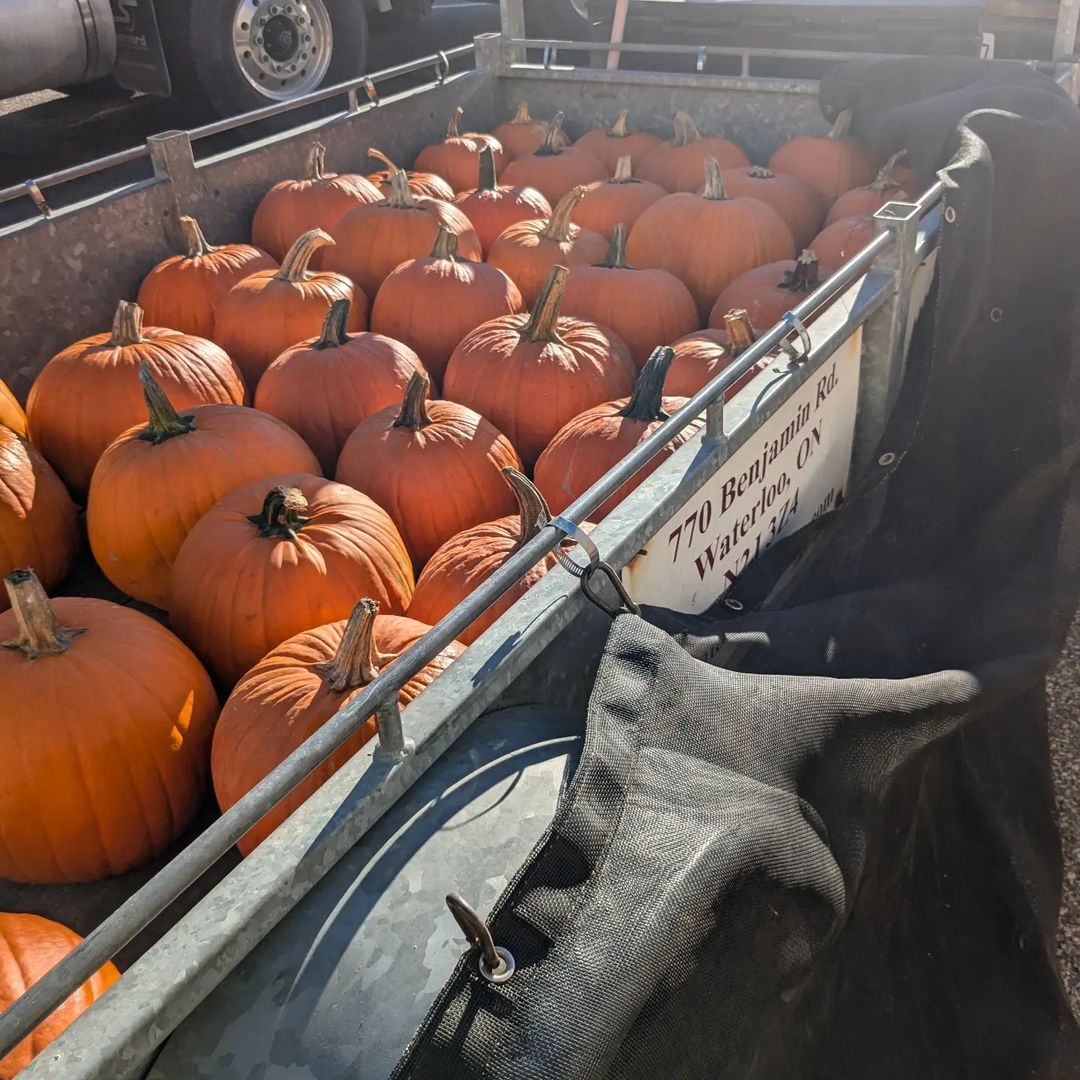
<box><xmin>552</xmin><ymin>517</ymin><xmax>640</xmax><ymax>618</ymax></box>
<box><xmin>778</xmin><ymin>311</ymin><xmax>812</xmax><ymax>363</ymax></box>
<box><xmin>445</xmin><ymin>893</ymin><xmax>515</xmax><ymax>985</ymax></box>
<box><xmin>434</xmin><ymin>50</ymin><xmax>450</xmax><ymax>83</ymax></box>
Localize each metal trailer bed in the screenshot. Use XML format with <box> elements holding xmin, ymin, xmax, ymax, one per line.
<box><xmin>1</xmin><ymin>10</ymin><xmax>1075</xmax><ymax>1078</ymax></box>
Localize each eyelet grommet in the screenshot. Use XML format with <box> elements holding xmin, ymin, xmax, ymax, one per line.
<box><xmin>878</xmin><ymin>452</ymin><xmax>897</xmax><ymax>467</ymax></box>
<box><xmin>480</xmin><ymin>946</ymin><xmax>516</xmax><ymax>985</ymax></box>
<box><xmin>990</xmin><ymin>307</ymin><xmax>1003</xmax><ymax>323</ymax></box>
<box><xmin>944</xmin><ymin>206</ymin><xmax>957</xmax><ymax>224</ymax></box>
<box><xmin>723</xmin><ymin>597</ymin><xmax>744</xmax><ymax>612</ymax></box>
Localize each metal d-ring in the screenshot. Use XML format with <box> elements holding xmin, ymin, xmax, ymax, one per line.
<box><xmin>24</xmin><ymin>180</ymin><xmax>51</xmax><ymax>219</ymax></box>
<box><xmin>445</xmin><ymin>893</ymin><xmax>515</xmax><ymax>985</ymax></box>
<box><xmin>363</xmin><ymin>79</ymin><xmax>379</xmax><ymax>107</ymax></box>
<box><xmin>779</xmin><ymin>311</ymin><xmax>812</xmax><ymax>363</ymax></box>
<box><xmin>552</xmin><ymin>516</ymin><xmax>600</xmax><ymax>579</ymax></box>
<box><xmin>434</xmin><ymin>50</ymin><xmax>450</xmax><ymax>83</ymax></box>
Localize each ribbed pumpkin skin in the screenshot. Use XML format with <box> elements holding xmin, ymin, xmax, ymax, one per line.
<box><xmin>454</xmin><ymin>185</ymin><xmax>552</xmax><ymax>257</ymax></box>
<box><xmin>666</xmin><ymin>328</ymin><xmax>764</xmax><ymax>399</ymax></box>
<box><xmin>87</xmin><ymin>405</ymin><xmax>320</xmax><ymax>609</ymax></box>
<box><xmin>27</xmin><ymin>326</ymin><xmax>245</xmax><ymax>498</ymax></box>
<box><xmin>255</xmin><ymin>332</ymin><xmax>426</xmax><ymax>475</ymax></box>
<box><xmin>809</xmin><ymin>216</ymin><xmax>876</xmax><ymax>272</ymax></box>
<box><xmin>444</xmin><ymin>315</ymin><xmax>636</xmax><ymax>469</ymax></box>
<box><xmin>571</xmin><ymin>176</ymin><xmax>666</xmax><ymax>240</ymax></box>
<box><xmin>825</xmin><ymin>182</ymin><xmax>907</xmax><ymax>226</ymax></box>
<box><xmin>574</xmin><ymin>128</ymin><xmax>663</xmax><ymax>172</ymax></box>
<box><xmin>370</xmin><ymin>255</ymin><xmax>523</xmax><ymax>385</ymax></box>
<box><xmin>636</xmin><ymin>137</ymin><xmax>749</xmax><ymax>193</ymax></box>
<box><xmin>0</xmin><ymin>913</ymin><xmax>120</xmax><ymax>1079</ymax></box>
<box><xmin>491</xmin><ymin>106</ymin><xmax>563</xmax><ymax>161</ymax></box>
<box><xmin>368</xmin><ymin>169</ymin><xmax>455</xmax><ymax>201</ymax></box>
<box><xmin>708</xmin><ymin>259</ymin><xmax>808</xmax><ymax>335</ymax></box>
<box><xmin>0</xmin><ymin>597</ymin><xmax>219</xmax><ymax>882</ymax></box>
<box><xmin>0</xmin><ymin>429</ymin><xmax>78</xmax><ymax>612</ymax></box>
<box><xmin>335</xmin><ymin>399</ymin><xmax>523</xmax><ymax>565</ymax></box>
<box><xmin>768</xmin><ymin>135</ymin><xmax>874</xmax><ymax>204</ymax></box>
<box><xmin>500</xmin><ymin>146</ymin><xmax>608</xmax><ymax>206</ymax></box>
<box><xmin>169</xmin><ymin>474</ymin><xmax>414</xmax><ymax>687</ymax></box>
<box><xmin>414</xmin><ymin>134</ymin><xmax>506</xmax><ymax>194</ymax></box>
<box><xmin>0</xmin><ymin>377</ymin><xmax>27</xmax><ymax>437</ymax></box>
<box><xmin>716</xmin><ymin>167</ymin><xmax>825</xmax><ymax>250</ymax></box>
<box><xmin>212</xmin><ymin>614</ymin><xmax>464</xmax><ymax>854</ymax></box>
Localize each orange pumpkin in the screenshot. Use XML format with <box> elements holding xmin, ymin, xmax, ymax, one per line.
<box><xmin>251</xmin><ymin>142</ymin><xmax>383</xmax><ymax>262</ymax></box>
<box><xmin>370</xmin><ymin>225</ymin><xmax>523</xmax><ymax>384</ymax></box>
<box><xmin>487</xmin><ymin>186</ymin><xmax>608</xmax><ymax>308</ymax></box>
<box><xmin>666</xmin><ymin>310</ymin><xmax>764</xmax><ymax>399</ymax></box>
<box><xmin>325</xmin><ymin>169</ymin><xmax>482</xmax><ymax>301</ymax></box>
<box><xmin>443</xmin><ymin>266</ymin><xmax>636</xmax><ymax>469</ymax></box>
<box><xmin>0</xmin><ymin>913</ymin><xmax>120</xmax><ymax>1079</ymax></box>
<box><xmin>809</xmin><ymin>215</ymin><xmax>877</xmax><ymax>273</ymax></box>
<box><xmin>453</xmin><ymin>145</ymin><xmax>552</xmax><ymax>256</ymax></box>
<box><xmin>768</xmin><ymin>109</ymin><xmax>875</xmax><ymax>204</ymax></box>
<box><xmin>27</xmin><ymin>300</ymin><xmax>246</xmax><ymax>498</ymax></box>
<box><xmin>414</xmin><ymin>106</ymin><xmax>506</xmax><ymax>194</ymax></box>
<box><xmin>636</xmin><ymin>111</ymin><xmax>749</xmax><ymax>193</ymax></box>
<box><xmin>627</xmin><ymin>157</ymin><xmax>796</xmax><ymax>321</ymax></box>
<box><xmin>367</xmin><ymin>148</ymin><xmax>455</xmax><ymax>201</ymax></box>
<box><xmin>0</xmin><ymin>568</ymin><xmax>218</xmax><ymax>883</ymax></box>
<box><xmin>825</xmin><ymin>150</ymin><xmax>910</xmax><ymax>225</ymax></box>
<box><xmin>0</xmin><ymin>426</ymin><xmax>78</xmax><ymax>611</ymax></box>
<box><xmin>571</xmin><ymin>155</ymin><xmax>667</xmax><ymax>240</ymax></box>
<box><xmin>255</xmin><ymin>299</ymin><xmax>427</xmax><ymax>475</ymax></box>
<box><xmin>170</xmin><ymin>475</ymin><xmax>414</xmax><ymax>687</ymax></box>
<box><xmin>709</xmin><ymin>249</ymin><xmax>822</xmax><ymax>335</ymax></box>
<box><xmin>212</xmin><ymin>599</ymin><xmax>464</xmax><ymax>854</ymax></box>
<box><xmin>336</xmin><ymin>371</ymin><xmax>522</xmax><ymax>565</ymax></box>
<box><xmin>534</xmin><ymin>346</ymin><xmax>701</xmax><ymax>520</ymax></box>
<box><xmin>500</xmin><ymin>112</ymin><xmax>608</xmax><ymax>206</ymax></box>
<box><xmin>137</xmin><ymin>216</ymin><xmax>277</xmax><ymax>340</ymax></box>
<box><xmin>409</xmin><ymin>468</ymin><xmax>561</xmax><ymax>645</ymax></box>
<box><xmin>491</xmin><ymin>102</ymin><xmax>568</xmax><ymax>161</ymax></box>
<box><xmin>0</xmin><ymin>376</ymin><xmax>27</xmax><ymax>437</ymax></box>
<box><xmin>561</xmin><ymin>223</ymin><xmax>699</xmax><ymax>370</ymax></box>
<box><xmin>713</xmin><ymin>165</ymin><xmax>825</xmax><ymax>250</ymax></box>
<box><xmin>88</xmin><ymin>367</ymin><xmax>320</xmax><ymax>609</ymax></box>
<box><xmin>213</xmin><ymin>229</ymin><xmax>366</xmax><ymax>388</ymax></box>
<box><xmin>574</xmin><ymin>110</ymin><xmax>663</xmax><ymax>172</ymax></box>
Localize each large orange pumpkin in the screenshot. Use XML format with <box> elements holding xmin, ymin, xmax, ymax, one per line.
<box><xmin>0</xmin><ymin>913</ymin><xmax>120</xmax><ymax>1080</ymax></box>
<box><xmin>768</xmin><ymin>109</ymin><xmax>875</xmax><ymax>204</ymax></box>
<box><xmin>666</xmin><ymin>310</ymin><xmax>764</xmax><ymax>399</ymax></box>
<box><xmin>453</xmin><ymin>145</ymin><xmax>552</xmax><ymax>257</ymax></box>
<box><xmin>170</xmin><ymin>475</ymin><xmax>414</xmax><ymax>687</ymax></box>
<box><xmin>714</xmin><ymin>165</ymin><xmax>825</xmax><ymax>250</ymax></box>
<box><xmin>500</xmin><ymin>112</ymin><xmax>608</xmax><ymax>206</ymax></box>
<box><xmin>336</xmin><ymin>371</ymin><xmax>522</xmax><ymax>564</ymax></box>
<box><xmin>636</xmin><ymin>111</ymin><xmax>749</xmax><ymax>193</ymax></box>
<box><xmin>561</xmin><ymin>223</ymin><xmax>699</xmax><ymax>371</ymax></box>
<box><xmin>255</xmin><ymin>299</ymin><xmax>427</xmax><ymax>475</ymax></box>
<box><xmin>709</xmin><ymin>249</ymin><xmax>823</xmax><ymax>334</ymax></box>
<box><xmin>487</xmin><ymin>186</ymin><xmax>608</xmax><ymax>308</ymax></box>
<box><xmin>366</xmin><ymin>148</ymin><xmax>455</xmax><ymax>202</ymax></box>
<box><xmin>251</xmin><ymin>142</ymin><xmax>383</xmax><ymax>262</ymax></box>
<box><xmin>324</xmin><ymin>169</ymin><xmax>482</xmax><ymax>300</ymax></box>
<box><xmin>491</xmin><ymin>102</ymin><xmax>568</xmax><ymax>161</ymax></box>
<box><xmin>137</xmin><ymin>215</ymin><xmax>277</xmax><ymax>340</ymax></box>
<box><xmin>809</xmin><ymin>215</ymin><xmax>877</xmax><ymax>273</ymax></box>
<box><xmin>825</xmin><ymin>150</ymin><xmax>910</xmax><ymax>225</ymax></box>
<box><xmin>213</xmin><ymin>228</ymin><xmax>366</xmax><ymax>388</ymax></box>
<box><xmin>212</xmin><ymin>599</ymin><xmax>464</xmax><ymax>854</ymax></box>
<box><xmin>408</xmin><ymin>468</ymin><xmax>561</xmax><ymax>645</ymax></box>
<box><xmin>0</xmin><ymin>426</ymin><xmax>78</xmax><ymax>612</ymax></box>
<box><xmin>627</xmin><ymin>157</ymin><xmax>796</xmax><ymax>321</ymax></box>
<box><xmin>571</xmin><ymin>155</ymin><xmax>667</xmax><ymax>240</ymax></box>
<box><xmin>0</xmin><ymin>568</ymin><xmax>218</xmax><ymax>883</ymax></box>
<box><xmin>444</xmin><ymin>265</ymin><xmax>636</xmax><ymax>469</ymax></box>
<box><xmin>27</xmin><ymin>300</ymin><xmax>246</xmax><ymax>498</ymax></box>
<box><xmin>414</xmin><ymin>106</ymin><xmax>506</xmax><ymax>194</ymax></box>
<box><xmin>88</xmin><ymin>367</ymin><xmax>320</xmax><ymax>609</ymax></box>
<box><xmin>370</xmin><ymin>225</ymin><xmax>523</xmax><ymax>384</ymax></box>
<box><xmin>534</xmin><ymin>346</ymin><xmax>701</xmax><ymax>520</ymax></box>
<box><xmin>574</xmin><ymin>110</ymin><xmax>663</xmax><ymax>172</ymax></box>
<box><xmin>0</xmin><ymin>377</ymin><xmax>27</xmax><ymax>437</ymax></box>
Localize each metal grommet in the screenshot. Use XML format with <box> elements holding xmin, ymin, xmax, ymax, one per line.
<box><xmin>990</xmin><ymin>307</ymin><xmax>1003</xmax><ymax>323</ymax></box>
<box><xmin>723</xmin><ymin>597</ymin><xmax>744</xmax><ymax>612</ymax></box>
<box><xmin>479</xmin><ymin>946</ymin><xmax>516</xmax><ymax>985</ymax></box>
<box><xmin>552</xmin><ymin>516</ymin><xmax>600</xmax><ymax>579</ymax></box>
<box><xmin>944</xmin><ymin>206</ymin><xmax>957</xmax><ymax>224</ymax></box>
<box><xmin>446</xmin><ymin>893</ymin><xmax>515</xmax><ymax>986</ymax></box>
<box><xmin>878</xmin><ymin>452</ymin><xmax>896</xmax><ymax>467</ymax></box>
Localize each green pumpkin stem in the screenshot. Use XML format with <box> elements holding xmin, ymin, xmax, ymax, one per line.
<box><xmin>596</xmin><ymin>223</ymin><xmax>632</xmax><ymax>270</ymax></box>
<box><xmin>609</xmin><ymin>109</ymin><xmax>632</xmax><ymax>139</ymax></box>
<box><xmin>394</xmin><ymin>371</ymin><xmax>432</xmax><ymax>430</ymax></box>
<box><xmin>779</xmin><ymin>249</ymin><xmax>821</xmax><ymax>294</ymax></box>
<box><xmin>723</xmin><ymin>310</ymin><xmax>757</xmax><ymax>355</ymax></box>
<box><xmin>249</xmin><ymin>486</ymin><xmax>312</xmax><ymax>539</ymax></box>
<box><xmin>477</xmin><ymin>145</ymin><xmax>498</xmax><ymax>191</ymax></box>
<box><xmin>447</xmin><ymin>106</ymin><xmax>464</xmax><ymax>139</ymax></box>
<box><xmin>429</xmin><ymin>224</ymin><xmax>462</xmax><ymax>262</ymax></box>
<box><xmin>620</xmin><ymin>346</ymin><xmax>674</xmax><ymax>422</ymax></box>
<box><xmin>827</xmin><ymin>108</ymin><xmax>854</xmax><ymax>141</ymax></box>
<box><xmin>179</xmin><ymin>215</ymin><xmax>217</xmax><ymax>258</ymax></box>
<box><xmin>314</xmin><ymin>299</ymin><xmax>352</xmax><ymax>350</ymax></box>
<box><xmin>523</xmin><ymin>265</ymin><xmax>569</xmax><ymax>344</ymax></box>
<box><xmin>275</xmin><ymin>229</ymin><xmax>333</xmax><ymax>282</ymax></box>
<box><xmin>1</xmin><ymin>570</ymin><xmax>85</xmax><ymax>660</ymax></box>
<box><xmin>543</xmin><ymin>186</ymin><xmax>588</xmax><ymax>243</ymax></box>
<box><xmin>671</xmin><ymin>111</ymin><xmax>702</xmax><ymax>148</ymax></box>
<box><xmin>537</xmin><ymin>112</ymin><xmax>568</xmax><ymax>157</ymax></box>
<box><xmin>701</xmin><ymin>157</ymin><xmax>727</xmax><ymax>201</ymax></box>
<box><xmin>316</xmin><ymin>598</ymin><xmax>393</xmax><ymax>691</ymax></box>
<box><xmin>502</xmin><ymin>467</ymin><xmax>551</xmax><ymax>548</ymax></box>
<box><xmin>308</xmin><ymin>142</ymin><xmax>328</xmax><ymax>180</ymax></box>
<box><xmin>138</xmin><ymin>364</ymin><xmax>195</xmax><ymax>444</ymax></box>
<box><xmin>109</xmin><ymin>300</ymin><xmax>146</xmax><ymax>346</ymax></box>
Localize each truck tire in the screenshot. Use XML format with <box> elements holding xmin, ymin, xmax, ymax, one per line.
<box><xmin>159</xmin><ymin>0</ymin><xmax>369</xmax><ymax>119</ymax></box>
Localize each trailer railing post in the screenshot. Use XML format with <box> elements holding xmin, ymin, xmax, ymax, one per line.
<box><xmin>474</xmin><ymin>32</ymin><xmax>504</xmax><ymax>76</ymax></box>
<box><xmin>499</xmin><ymin>0</ymin><xmax>526</xmax><ymax>65</ymax></box>
<box><xmin>146</xmin><ymin>131</ymin><xmax>202</xmax><ymax>248</ymax></box>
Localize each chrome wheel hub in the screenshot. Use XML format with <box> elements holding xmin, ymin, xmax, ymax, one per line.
<box><xmin>232</xmin><ymin>0</ymin><xmax>333</xmax><ymax>101</ymax></box>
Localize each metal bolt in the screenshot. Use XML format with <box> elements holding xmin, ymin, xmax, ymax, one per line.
<box><xmin>260</xmin><ymin>53</ymin><xmax>269</xmax><ymax>63</ymax></box>
<box><xmin>300</xmin><ymin>51</ymin><xmax>308</xmax><ymax>59</ymax></box>
<box><xmin>270</xmin><ymin>4</ymin><xmax>279</xmax><ymax>12</ymax></box>
<box><xmin>255</xmin><ymin>34</ymin><xmax>263</xmax><ymax>43</ymax></box>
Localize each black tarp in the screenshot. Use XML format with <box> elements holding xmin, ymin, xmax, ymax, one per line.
<box><xmin>393</xmin><ymin>59</ymin><xmax>1080</xmax><ymax>1078</ymax></box>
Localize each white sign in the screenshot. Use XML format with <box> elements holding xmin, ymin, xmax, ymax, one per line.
<box><xmin>624</xmin><ymin>331</ymin><xmax>862</xmax><ymax>614</ymax></box>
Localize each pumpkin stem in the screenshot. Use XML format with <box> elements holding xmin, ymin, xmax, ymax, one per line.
<box><xmin>109</xmin><ymin>300</ymin><xmax>146</xmax><ymax>346</ymax></box>
<box><xmin>308</xmin><ymin>142</ymin><xmax>328</xmax><ymax>180</ymax></box>
<box><xmin>317</xmin><ymin>598</ymin><xmax>394</xmax><ymax>691</ymax></box>
<box><xmin>523</xmin><ymin>265</ymin><xmax>569</xmax><ymax>344</ymax></box>
<box><xmin>477</xmin><ymin>144</ymin><xmax>498</xmax><ymax>191</ymax></box>
<box><xmin>138</xmin><ymin>363</ymin><xmax>195</xmax><ymax>444</ymax></box>
<box><xmin>179</xmin><ymin>215</ymin><xmax>217</xmax><ymax>258</ymax></box>
<box><xmin>723</xmin><ymin>309</ymin><xmax>757</xmax><ymax>354</ymax></box>
<box><xmin>871</xmin><ymin>149</ymin><xmax>909</xmax><ymax>191</ymax></box>
<box><xmin>503</xmin><ymin>467</ymin><xmax>551</xmax><ymax>547</ymax></box>
<box><xmin>543</xmin><ymin>186</ymin><xmax>588</xmax><ymax>242</ymax></box>
<box><xmin>827</xmin><ymin>108</ymin><xmax>854</xmax><ymax>140</ymax></box>
<box><xmin>314</xmin><ymin>299</ymin><xmax>352</xmax><ymax>350</ymax></box>
<box><xmin>671</xmin><ymin>111</ymin><xmax>702</xmax><ymax>148</ymax></box>
<box><xmin>620</xmin><ymin>346</ymin><xmax>674</xmax><ymax>422</ymax></box>
<box><xmin>367</xmin><ymin>148</ymin><xmax>401</xmax><ymax>175</ymax></box>
<box><xmin>248</xmin><ymin>485</ymin><xmax>312</xmax><ymax>539</ymax></box>
<box><xmin>595</xmin><ymin>223</ymin><xmax>632</xmax><ymax>270</ymax></box>
<box><xmin>394</xmin><ymin>371</ymin><xmax>432</xmax><ymax>430</ymax></box>
<box><xmin>429</xmin><ymin>224</ymin><xmax>462</xmax><ymax>262</ymax></box>
<box><xmin>1</xmin><ymin>570</ymin><xmax>85</xmax><ymax>660</ymax></box>
<box><xmin>275</xmin><ymin>229</ymin><xmax>333</xmax><ymax>282</ymax></box>
<box><xmin>779</xmin><ymin>249</ymin><xmax>821</xmax><ymax>294</ymax></box>
<box><xmin>386</xmin><ymin>169</ymin><xmax>419</xmax><ymax>209</ymax></box>
<box><xmin>611</xmin><ymin>155</ymin><xmax>635</xmax><ymax>184</ymax></box>
<box><xmin>536</xmin><ymin>112</ymin><xmax>567</xmax><ymax>157</ymax></box>
<box><xmin>609</xmin><ymin>109</ymin><xmax>632</xmax><ymax>138</ymax></box>
<box><xmin>701</xmin><ymin>157</ymin><xmax>727</xmax><ymax>201</ymax></box>
<box><xmin>447</xmin><ymin>106</ymin><xmax>464</xmax><ymax>139</ymax></box>
<box><xmin>745</xmin><ymin>165</ymin><xmax>775</xmax><ymax>180</ymax></box>
<box><xmin>510</xmin><ymin>102</ymin><xmax>533</xmax><ymax>125</ymax></box>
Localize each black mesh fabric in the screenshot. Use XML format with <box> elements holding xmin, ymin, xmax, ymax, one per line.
<box><xmin>392</xmin><ymin>59</ymin><xmax>1080</xmax><ymax>1079</ymax></box>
